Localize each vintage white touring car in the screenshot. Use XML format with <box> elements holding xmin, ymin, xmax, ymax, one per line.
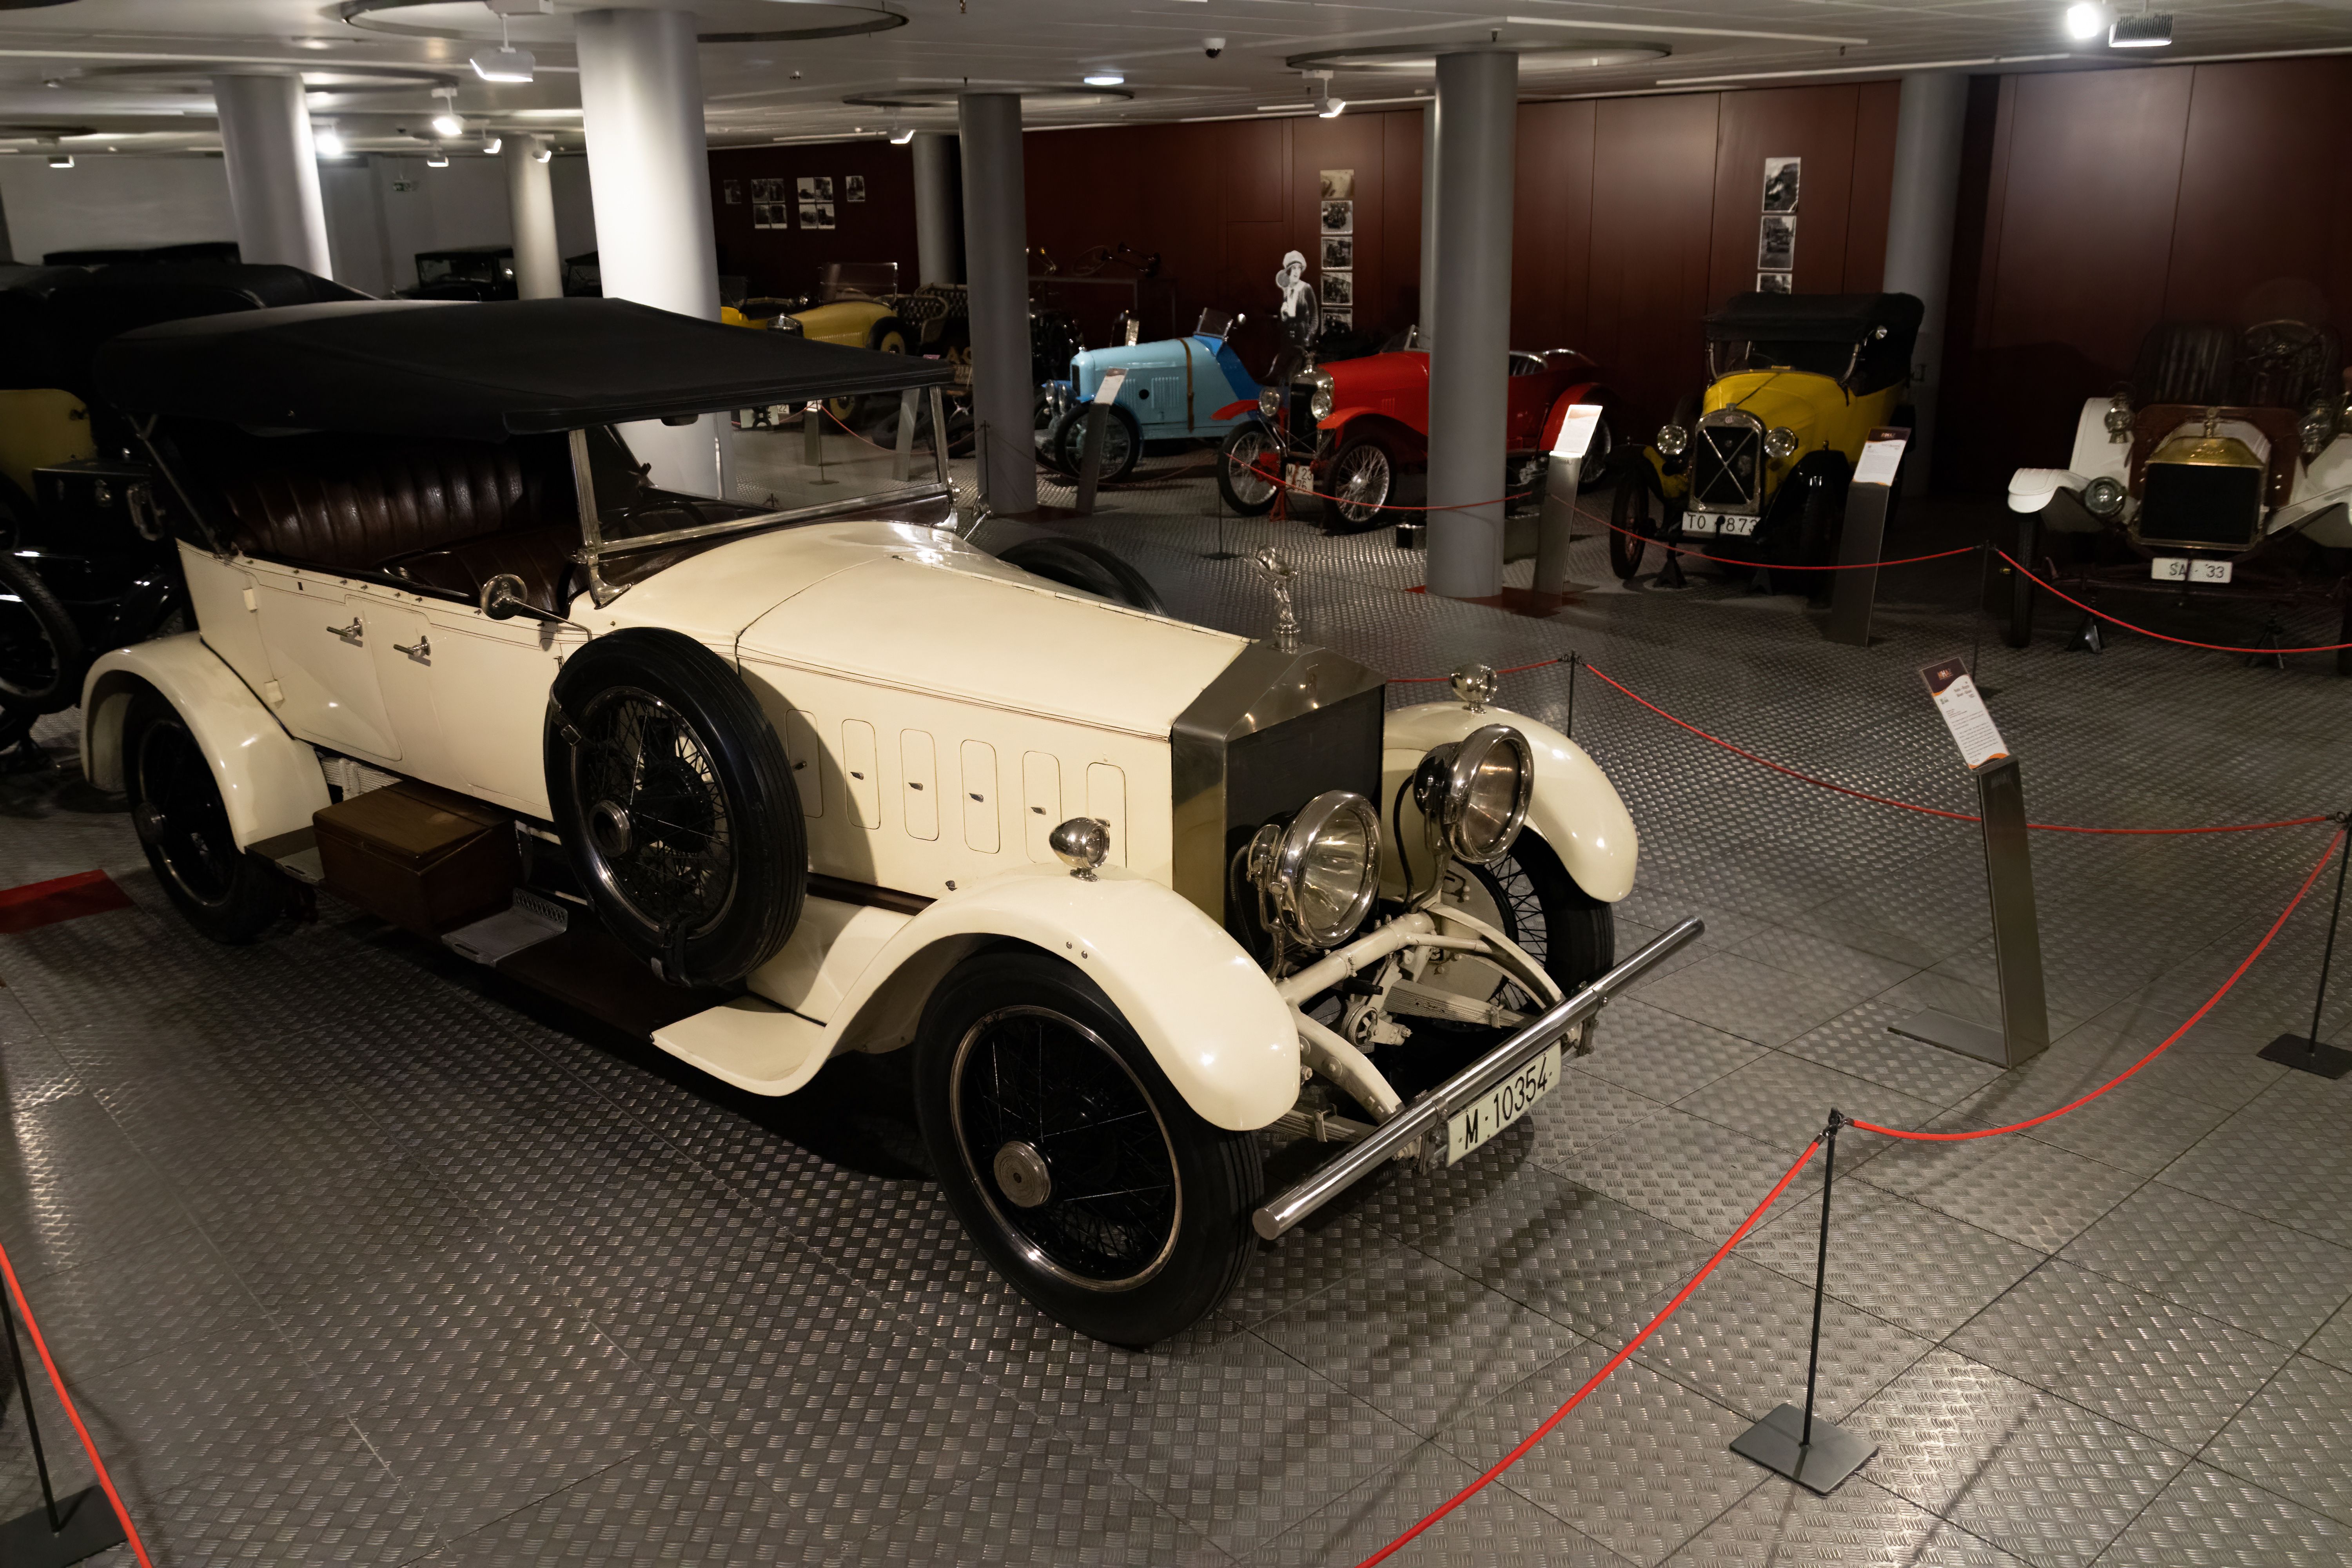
<box><xmin>82</xmin><ymin>298</ymin><xmax>1679</xmax><ymax>1344</ymax></box>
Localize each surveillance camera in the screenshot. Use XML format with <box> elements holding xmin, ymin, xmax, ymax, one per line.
<box><xmin>1204</xmin><ymin>37</ymin><xmax>1225</xmax><ymax>57</ymax></box>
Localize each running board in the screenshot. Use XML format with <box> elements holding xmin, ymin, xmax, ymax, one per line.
<box><xmin>651</xmin><ymin>997</ymin><xmax>831</xmax><ymax>1096</ymax></box>
<box><xmin>250</xmin><ymin>825</ymin><xmax>324</xmax><ymax>886</ymax></box>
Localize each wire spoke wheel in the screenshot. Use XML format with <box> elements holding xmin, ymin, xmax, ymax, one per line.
<box><xmin>950</xmin><ymin>1004</ymin><xmax>1181</xmax><ymax>1290</ymax></box>
<box><xmin>1218</xmin><ymin>425</ymin><xmax>1280</xmax><ymax>511</ymax></box>
<box><xmin>575</xmin><ymin>686</ymin><xmax>735</xmax><ymax>939</ymax></box>
<box><xmin>1327</xmin><ymin>439</ymin><xmax>1392</xmax><ymax>526</ymax></box>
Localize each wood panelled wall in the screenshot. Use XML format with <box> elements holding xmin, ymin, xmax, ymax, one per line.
<box><xmin>1941</xmin><ymin>57</ymin><xmax>2352</xmax><ymax>492</ymax></box>
<box><xmin>707</xmin><ymin>141</ymin><xmax>921</xmax><ymax>299</ymax></box>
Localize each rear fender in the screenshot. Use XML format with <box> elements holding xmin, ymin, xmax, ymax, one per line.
<box><xmin>821</xmin><ymin>864</ymin><xmax>1298</xmax><ymax>1131</ymax></box>
<box><xmin>1381</xmin><ymin>701</ymin><xmax>1637</xmax><ymax>902</ymax></box>
<box><xmin>80</xmin><ymin>633</ymin><xmax>328</xmax><ymax>849</ymax></box>
<box><xmin>1538</xmin><ymin>382</ymin><xmax>1613</xmax><ymax>451</ymax></box>
<box><xmin>1320</xmin><ymin>410</ymin><xmax>1424</xmax><ymax>464</ymax></box>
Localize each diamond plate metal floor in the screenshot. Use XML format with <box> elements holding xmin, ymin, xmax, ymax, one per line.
<box><xmin>5</xmin><ymin>452</ymin><xmax>2352</xmax><ymax>1566</ymax></box>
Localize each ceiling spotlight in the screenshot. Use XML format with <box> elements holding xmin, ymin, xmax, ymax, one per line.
<box><xmin>1083</xmin><ymin>71</ymin><xmax>1125</xmax><ymax>87</ymax></box>
<box><xmin>432</xmin><ymin>111</ymin><xmax>465</xmax><ymax>137</ymax></box>
<box><xmin>471</xmin><ymin>46</ymin><xmax>536</xmax><ymax>83</ymax></box>
<box><xmin>1318</xmin><ymin>98</ymin><xmax>1347</xmax><ymax>118</ymax></box>
<box><xmin>889</xmin><ymin>126</ymin><xmax>916</xmax><ymax>144</ymax></box>
<box><xmin>49</xmin><ymin>153</ymin><xmax>72</xmax><ymax>169</ymax></box>
<box><xmin>2109</xmin><ymin>11</ymin><xmax>2172</xmax><ymax>45</ymax></box>
<box><xmin>533</xmin><ymin>144</ymin><xmax>552</xmax><ymax>164</ymax></box>
<box><xmin>2063</xmin><ymin>3</ymin><xmax>2107</xmax><ymax>40</ymax></box>
<box><xmin>314</xmin><ymin>123</ymin><xmax>346</xmax><ymax>158</ymax></box>
<box><xmin>426</xmin><ymin>149</ymin><xmax>450</xmax><ymax>168</ymax></box>
<box><xmin>481</xmin><ymin>133</ymin><xmax>503</xmax><ymax>154</ymax></box>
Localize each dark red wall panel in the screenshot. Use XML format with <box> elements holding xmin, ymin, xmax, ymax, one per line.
<box><xmin>708</xmin><ymin>142</ymin><xmax>918</xmax><ymax>299</ymax></box>
<box><xmin>1843</xmin><ymin>80</ymin><xmax>1900</xmax><ymax>293</ymax></box>
<box><xmin>1706</xmin><ymin>86</ymin><xmax>1858</xmax><ymax>307</ymax></box>
<box><xmin>1588</xmin><ymin>93</ymin><xmax>1720</xmax><ymax>437</ymax></box>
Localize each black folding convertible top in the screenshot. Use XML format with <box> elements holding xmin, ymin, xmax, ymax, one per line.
<box><xmin>96</xmin><ymin>297</ymin><xmax>951</xmax><ymax>441</ymax></box>
<box><xmin>1704</xmin><ymin>292</ymin><xmax>1923</xmax><ymax>345</ymax></box>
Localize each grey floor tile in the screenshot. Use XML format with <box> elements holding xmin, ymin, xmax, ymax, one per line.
<box><xmin>2156</xmin><ymin>1091</ymin><xmax>2352</xmax><ymax>1250</ymax></box>
<box><xmin>2095</xmin><ymin>1460</ymin><xmax>2352</xmax><ymax>1567</ymax></box>
<box><xmin>1218</xmin><ymin>1207</ymin><xmax>1403</xmax><ymax>1332</ymax></box>
<box><xmin>1863</xmin><ymin>1132</ymin><xmax>2145</xmax><ymax>1252</ymax></box>
<box><xmin>1248</xmin><ymin>1440</ymin><xmax>1635</xmax><ymax>1568</ymax></box>
<box><xmin>1948</xmin><ymin>1260</ymin><xmax>2291</xmax><ymax>1452</ymax></box>
<box><xmin>1782</xmin><ymin>998</ymin><xmax>2007</xmax><ymax>1107</ymax></box>
<box><xmin>1561</xmin><ymin>1109</ymin><xmax>1826</xmax><ymax>1247</ymax></box>
<box><xmin>1672</xmin><ymin>1476</ymin><xmax>2033</xmax><ymax>1566</ymax></box>
<box><xmin>2058</xmin><ymin>1186</ymin><xmax>2352</xmax><ymax>1349</ymax></box>
<box><xmin>1574</xmin><ymin>1001</ymin><xmax>1768</xmax><ymax>1103</ymax></box>
<box><xmin>2305</xmin><ymin>1300</ymin><xmax>2352</xmax><ymax>1372</ymax></box>
<box><xmin>1856</xmin><ymin>1352</ymin><xmax>2189</xmax><ymax>1568</ymax></box>
<box><xmin>136</xmin><ymin>1422</ymin><xmax>445</xmax><ymax>1568</ymax></box>
<box><xmin>1256</xmin><ymin>1249</ymin><xmax>1590</xmax><ymax>1438</ymax></box>
<box><xmin>1434</xmin><ymin>1345</ymin><xmax>1764</xmax><ymax>1567</ymax></box>
<box><xmin>1628</xmin><ymin>1255</ymin><xmax>1934</xmax><ymax>1426</ymax></box>
<box><xmin>2201</xmin><ymin>1355</ymin><xmax>2352</xmax><ymax>1527</ymax></box>
<box><xmin>1633</xmin><ymin>944</ymin><xmax>1916</xmax><ymax>1049</ymax></box>
<box><xmin>1736</xmin><ymin>1175</ymin><xmax>2048</xmax><ymax>1342</ymax></box>
<box><xmin>1956</xmin><ymin>1072</ymin><xmax>2234</xmax><ymax>1179</ymax></box>
<box><xmin>845</xmin><ymin>1441</ymin><xmax>1233</xmax><ymax>1566</ymax></box>
<box><xmin>1673</xmin><ymin>1051</ymin><xmax>1941</xmax><ymax>1163</ymax></box>
<box><xmin>11</xmin><ymin>1222</ymin><xmax>260</xmax><ymax>1381</ymax></box>
<box><xmin>1522</xmin><ymin>1069</ymin><xmax>1670</xmax><ymax>1174</ymax></box>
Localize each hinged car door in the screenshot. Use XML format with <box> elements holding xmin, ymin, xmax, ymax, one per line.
<box><xmin>246</xmin><ymin>565</ymin><xmax>401</xmax><ymax>760</ymax></box>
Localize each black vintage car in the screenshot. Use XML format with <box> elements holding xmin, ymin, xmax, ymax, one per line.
<box><xmin>399</xmin><ymin>245</ymin><xmax>519</xmax><ymax>301</ymax></box>
<box><xmin>0</xmin><ymin>263</ymin><xmax>370</xmax><ymax>751</ymax></box>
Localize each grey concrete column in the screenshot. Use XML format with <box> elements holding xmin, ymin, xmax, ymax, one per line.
<box><xmin>212</xmin><ymin>74</ymin><xmax>333</xmax><ymax>275</ymax></box>
<box><xmin>959</xmin><ymin>93</ymin><xmax>1034</xmax><ymax>515</ymax></box>
<box><xmin>912</xmin><ymin>131</ymin><xmax>962</xmax><ymax>286</ymax></box>
<box><xmin>1425</xmin><ymin>51</ymin><xmax>1516</xmax><ymax>600</ymax></box>
<box><xmin>1418</xmin><ymin>101</ymin><xmax>1437</xmax><ymax>348</ymax></box>
<box><xmin>504</xmin><ymin>134</ymin><xmax>562</xmax><ymax>300</ymax></box>
<box><xmin>1882</xmin><ymin>71</ymin><xmax>1969</xmax><ymax>494</ymax></box>
<box><xmin>575</xmin><ymin>7</ymin><xmax>726</xmax><ymax>496</ymax></box>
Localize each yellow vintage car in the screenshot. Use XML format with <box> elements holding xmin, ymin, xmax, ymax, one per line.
<box><xmin>1610</xmin><ymin>292</ymin><xmax>1920</xmax><ymax>581</ymax></box>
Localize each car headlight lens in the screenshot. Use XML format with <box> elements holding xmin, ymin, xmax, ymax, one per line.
<box><xmin>1656</xmin><ymin>423</ymin><xmax>1688</xmax><ymax>458</ymax></box>
<box><xmin>1258</xmin><ymin>385</ymin><xmax>1281</xmax><ymax>418</ymax></box>
<box><xmin>1764</xmin><ymin>426</ymin><xmax>1800</xmax><ymax>461</ymax></box>
<box><xmin>2300</xmin><ymin>399</ymin><xmax>2340</xmax><ymax>458</ymax></box>
<box><xmin>1310</xmin><ymin>387</ymin><xmax>1334</xmax><ymax>422</ymax></box>
<box><xmin>1249</xmin><ymin>790</ymin><xmax>1381</xmax><ymax>949</ymax></box>
<box><xmin>2104</xmin><ymin>394</ymin><xmax>2134</xmax><ymax>443</ymax></box>
<box><xmin>2082</xmin><ymin>475</ymin><xmax>2126</xmax><ymax>517</ymax></box>
<box><xmin>1410</xmin><ymin>724</ymin><xmax>1534</xmax><ymax>865</ymax></box>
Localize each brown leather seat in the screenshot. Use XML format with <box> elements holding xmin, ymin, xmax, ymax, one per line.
<box><xmin>211</xmin><ymin>435</ymin><xmax>564</xmax><ymax>575</ymax></box>
<box><xmin>384</xmin><ymin>524</ymin><xmax>578</xmax><ymax>613</ymax></box>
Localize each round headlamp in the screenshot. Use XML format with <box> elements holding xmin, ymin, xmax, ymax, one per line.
<box><xmin>1411</xmin><ymin>724</ymin><xmax>1534</xmax><ymax>865</ymax></box>
<box><xmin>2299</xmin><ymin>399</ymin><xmax>2340</xmax><ymax>459</ymax></box>
<box><xmin>1248</xmin><ymin>790</ymin><xmax>1381</xmax><ymax>949</ymax></box>
<box><xmin>1764</xmin><ymin>425</ymin><xmax>1800</xmax><ymax>461</ymax></box>
<box><xmin>1258</xmin><ymin>385</ymin><xmax>1281</xmax><ymax>418</ymax></box>
<box><xmin>1655</xmin><ymin>423</ymin><xmax>1688</xmax><ymax>459</ymax></box>
<box><xmin>2082</xmin><ymin>475</ymin><xmax>2126</xmax><ymax>517</ymax></box>
<box><xmin>2104</xmin><ymin>394</ymin><xmax>2134</xmax><ymax>443</ymax></box>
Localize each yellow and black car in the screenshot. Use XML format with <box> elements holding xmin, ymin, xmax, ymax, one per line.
<box><xmin>1610</xmin><ymin>292</ymin><xmax>1920</xmax><ymax>583</ymax></box>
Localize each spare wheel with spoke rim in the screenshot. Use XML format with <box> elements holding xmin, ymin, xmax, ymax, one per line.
<box><xmin>915</xmin><ymin>949</ymin><xmax>1261</xmax><ymax>1345</ymax></box>
<box><xmin>546</xmin><ymin>628</ymin><xmax>804</xmax><ymax>987</ymax></box>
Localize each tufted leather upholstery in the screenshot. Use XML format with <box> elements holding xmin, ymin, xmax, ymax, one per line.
<box><xmin>212</xmin><ymin>436</ymin><xmax>565</xmax><ymax>575</ymax></box>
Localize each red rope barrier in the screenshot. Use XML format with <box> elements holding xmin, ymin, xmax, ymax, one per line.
<box><xmin>2000</xmin><ymin>550</ymin><xmax>2352</xmax><ymax>655</ymax></box>
<box><xmin>1855</xmin><ymin>825</ymin><xmax>2345</xmax><ymax>1143</ymax></box>
<box><xmin>1606</xmin><ymin>517</ymin><xmax>1978</xmax><ymax>572</ymax></box>
<box><xmin>1352</xmin><ymin>1137</ymin><xmax>1822</xmax><ymax>1568</ymax></box>
<box><xmin>1579</xmin><ymin>662</ymin><xmax>2328</xmax><ymax>837</ymax></box>
<box><xmin>0</xmin><ymin>1237</ymin><xmax>157</xmax><ymax>1568</ymax></box>
<box><xmin>1245</xmin><ymin>455</ymin><xmax>1536</xmax><ymax>515</ymax></box>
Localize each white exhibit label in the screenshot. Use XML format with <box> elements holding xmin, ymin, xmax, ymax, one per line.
<box><xmin>1552</xmin><ymin>402</ymin><xmax>1606</xmax><ymax>461</ymax></box>
<box><xmin>1920</xmin><ymin>657</ymin><xmax>2009</xmax><ymax>769</ymax></box>
<box><xmin>1853</xmin><ymin>436</ymin><xmax>1907</xmax><ymax>488</ymax></box>
<box><xmin>1092</xmin><ymin>368</ymin><xmax>1127</xmax><ymax>405</ymax></box>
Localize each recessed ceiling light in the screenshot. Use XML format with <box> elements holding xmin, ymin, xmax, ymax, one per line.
<box><xmin>1084</xmin><ymin>71</ymin><xmax>1125</xmax><ymax>87</ymax></box>
<box><xmin>2064</xmin><ymin>4</ymin><xmax>2107</xmax><ymax>40</ymax></box>
<box><xmin>49</xmin><ymin>153</ymin><xmax>73</xmax><ymax>169</ymax></box>
<box><xmin>426</xmin><ymin>149</ymin><xmax>450</xmax><ymax>167</ymax></box>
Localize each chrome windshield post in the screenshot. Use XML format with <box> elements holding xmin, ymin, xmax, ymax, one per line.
<box><xmin>568</xmin><ymin>427</ymin><xmax>616</xmax><ymax>608</ymax></box>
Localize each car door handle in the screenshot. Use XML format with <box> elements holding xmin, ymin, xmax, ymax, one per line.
<box><xmin>394</xmin><ymin>635</ymin><xmax>430</xmax><ymax>662</ymax></box>
<box><xmin>327</xmin><ymin>618</ymin><xmax>363</xmax><ymax>644</ymax></box>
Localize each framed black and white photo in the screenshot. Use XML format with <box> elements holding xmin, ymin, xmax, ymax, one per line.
<box><xmin>752</xmin><ymin>202</ymin><xmax>782</xmax><ymax>230</ymax></box>
<box><xmin>1319</xmin><ymin>270</ymin><xmax>1352</xmax><ymax>307</ymax></box>
<box><xmin>844</xmin><ymin>174</ymin><xmax>866</xmax><ymax>203</ymax></box>
<box><xmin>1323</xmin><ymin>310</ymin><xmax>1352</xmax><ymax>331</ymax></box>
<box><xmin>1762</xmin><ymin>156</ymin><xmax>1800</xmax><ymax>214</ymax></box>
<box><xmin>1320</xmin><ymin>200</ymin><xmax>1352</xmax><ymax>236</ymax></box>
<box><xmin>1755</xmin><ymin>271</ymin><xmax>1792</xmax><ymax>294</ymax></box>
<box><xmin>1757</xmin><ymin>214</ymin><xmax>1796</xmax><ymax>272</ymax></box>
<box><xmin>753</xmin><ymin>178</ymin><xmax>784</xmax><ymax>203</ymax></box>
<box><xmin>795</xmin><ymin>176</ymin><xmax>818</xmax><ymax>201</ymax></box>
<box><xmin>723</xmin><ymin>179</ymin><xmax>742</xmax><ymax>205</ymax></box>
<box><xmin>1320</xmin><ymin>236</ymin><xmax>1353</xmax><ymax>270</ymax></box>
<box><xmin>1319</xmin><ymin>168</ymin><xmax>1354</xmax><ymax>201</ymax></box>
<box><xmin>817</xmin><ymin>176</ymin><xmax>835</xmax><ymax>200</ymax></box>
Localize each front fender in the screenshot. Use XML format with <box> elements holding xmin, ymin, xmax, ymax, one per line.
<box><xmin>824</xmin><ymin>864</ymin><xmax>1298</xmax><ymax>1131</ymax></box>
<box><xmin>2065</xmin><ymin>397</ymin><xmax>2131</xmax><ymax>483</ymax></box>
<box><xmin>1381</xmin><ymin>701</ymin><xmax>1637</xmax><ymax>902</ymax></box>
<box><xmin>79</xmin><ymin>633</ymin><xmax>328</xmax><ymax>849</ymax></box>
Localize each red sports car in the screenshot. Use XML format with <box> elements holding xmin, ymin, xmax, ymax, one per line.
<box><xmin>1214</xmin><ymin>341</ymin><xmax>1615</xmax><ymax>529</ymax></box>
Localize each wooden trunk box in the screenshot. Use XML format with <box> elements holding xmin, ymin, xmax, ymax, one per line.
<box><xmin>314</xmin><ymin>782</ymin><xmax>516</xmax><ymax>935</ymax></box>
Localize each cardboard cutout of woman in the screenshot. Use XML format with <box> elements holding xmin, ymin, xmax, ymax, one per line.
<box><xmin>1276</xmin><ymin>250</ymin><xmax>1320</xmax><ymax>351</ymax></box>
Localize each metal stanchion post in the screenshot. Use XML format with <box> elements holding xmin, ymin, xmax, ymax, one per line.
<box><xmin>803</xmin><ymin>401</ymin><xmax>835</xmax><ymax>486</ymax></box>
<box><xmin>1969</xmin><ymin>543</ymin><xmax>1991</xmax><ymax>695</ymax></box>
<box><xmin>1205</xmin><ymin>477</ymin><xmax>1238</xmax><ymax>561</ymax></box>
<box><xmin>1890</xmin><ymin>753</ymin><xmax>2051</xmax><ymax>1068</ymax></box>
<box><xmin>1824</xmin><ymin>428</ymin><xmax>1908</xmax><ymax>647</ymax></box>
<box><xmin>0</xmin><ymin>1272</ymin><xmax>125</xmax><ymax>1564</ymax></box>
<box><xmin>1074</xmin><ymin>403</ymin><xmax>1107</xmax><ymax>517</ymax></box>
<box><xmin>2261</xmin><ymin>815</ymin><xmax>2352</xmax><ymax>1078</ymax></box>
<box><xmin>1730</xmin><ymin>1109</ymin><xmax>1877</xmax><ymax>1494</ymax></box>
<box><xmin>1565</xmin><ymin>650</ymin><xmax>1579</xmax><ymax>740</ymax></box>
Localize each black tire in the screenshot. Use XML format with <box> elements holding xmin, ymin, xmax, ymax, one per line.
<box><xmin>124</xmin><ymin>689</ymin><xmax>290</xmax><ymax>943</ymax></box>
<box><xmin>2006</xmin><ymin>514</ymin><xmax>2039</xmax><ymax>649</ymax></box>
<box><xmin>1608</xmin><ymin>471</ymin><xmax>1651</xmax><ymax>581</ymax></box>
<box><xmin>1577</xmin><ymin>413</ymin><xmax>1618</xmax><ymax>491</ymax></box>
<box><xmin>0</xmin><ymin>554</ymin><xmax>85</xmax><ymax>714</ymax></box>
<box><xmin>1052</xmin><ymin>405</ymin><xmax>1140</xmax><ymax>485</ymax></box>
<box><xmin>998</xmin><ymin>537</ymin><xmax>1168</xmax><ymax>616</ymax></box>
<box><xmin>1322</xmin><ymin>433</ymin><xmax>1396</xmax><ymax>531</ymax></box>
<box><xmin>546</xmin><ymin>629</ymin><xmax>805</xmax><ymax>987</ymax></box>
<box><xmin>913</xmin><ymin>949</ymin><xmax>1261</xmax><ymax>1345</ymax></box>
<box><xmin>1215</xmin><ymin>422</ymin><xmax>1281</xmax><ymax>515</ymax></box>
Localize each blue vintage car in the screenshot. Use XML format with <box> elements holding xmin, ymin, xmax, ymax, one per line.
<box><xmin>1038</xmin><ymin>308</ymin><xmax>1262</xmax><ymax>482</ymax></box>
